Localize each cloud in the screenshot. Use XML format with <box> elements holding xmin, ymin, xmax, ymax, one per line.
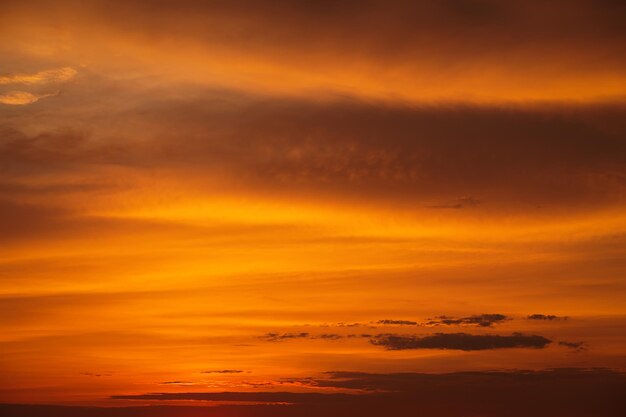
<box><xmin>377</xmin><ymin>319</ymin><xmax>417</xmax><ymax>325</ymax></box>
<box><xmin>100</xmin><ymin>368</ymin><xmax>626</xmax><ymax>417</ymax></box>
<box><xmin>559</xmin><ymin>341</ymin><xmax>588</xmax><ymax>352</ymax></box>
<box><xmin>424</xmin><ymin>314</ymin><xmax>509</xmax><ymax>327</ymax></box>
<box><xmin>0</xmin><ymin>91</ymin><xmax>58</xmax><ymax>105</ymax></box>
<box><xmin>311</xmin><ymin>368</ymin><xmax>625</xmax><ymax>392</ymax></box>
<box><xmin>262</xmin><ymin>332</ymin><xmax>347</xmax><ymax>342</ymax></box>
<box><xmin>2</xmin><ymin>92</ymin><xmax>626</xmax><ymax>212</ymax></box>
<box><xmin>111</xmin><ymin>391</ymin><xmax>355</xmax><ymax>403</ymax></box>
<box><xmin>528</xmin><ymin>314</ymin><xmax>568</xmax><ymax>320</ymax></box>
<box><xmin>0</xmin><ymin>67</ymin><xmax>76</xmax><ymax>105</ymax></box>
<box><xmin>261</xmin><ymin>332</ymin><xmax>310</xmax><ymax>341</ymax></box>
<box><xmin>160</xmin><ymin>381</ymin><xmax>195</xmax><ymax>385</ymax></box>
<box><xmin>318</xmin><ymin>333</ymin><xmax>343</xmax><ymax>340</ymax></box>
<box><xmin>201</xmin><ymin>369</ymin><xmax>244</xmax><ymax>374</ymax></box>
<box><xmin>370</xmin><ymin>332</ymin><xmax>551</xmax><ymax>350</ymax></box>
<box><xmin>0</xmin><ymin>67</ymin><xmax>77</xmax><ymax>85</ymax></box>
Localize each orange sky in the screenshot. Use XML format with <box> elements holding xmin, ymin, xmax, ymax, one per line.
<box><xmin>1</xmin><ymin>1</ymin><xmax>625</xmax><ymax>416</ymax></box>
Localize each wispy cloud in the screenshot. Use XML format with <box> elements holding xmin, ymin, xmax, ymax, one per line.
<box><xmin>0</xmin><ymin>67</ymin><xmax>77</xmax><ymax>85</ymax></box>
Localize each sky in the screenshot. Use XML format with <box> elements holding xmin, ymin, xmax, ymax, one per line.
<box><xmin>1</xmin><ymin>1</ymin><xmax>626</xmax><ymax>416</ymax></box>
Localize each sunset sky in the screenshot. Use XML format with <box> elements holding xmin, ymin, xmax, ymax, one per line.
<box><xmin>1</xmin><ymin>1</ymin><xmax>626</xmax><ymax>416</ymax></box>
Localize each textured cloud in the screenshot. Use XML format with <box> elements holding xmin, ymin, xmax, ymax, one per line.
<box><xmin>376</xmin><ymin>319</ymin><xmax>418</xmax><ymax>325</ymax></box>
<box><xmin>0</xmin><ymin>67</ymin><xmax>76</xmax><ymax>105</ymax></box>
<box><xmin>201</xmin><ymin>369</ymin><xmax>244</xmax><ymax>374</ymax></box>
<box><xmin>370</xmin><ymin>333</ymin><xmax>551</xmax><ymax>351</ymax></box>
<box><xmin>159</xmin><ymin>381</ymin><xmax>194</xmax><ymax>385</ymax></box>
<box><xmin>261</xmin><ymin>332</ymin><xmax>310</xmax><ymax>342</ymax></box>
<box><xmin>0</xmin><ymin>91</ymin><xmax>53</xmax><ymax>105</ymax></box>
<box><xmin>559</xmin><ymin>341</ymin><xmax>588</xmax><ymax>352</ymax></box>
<box><xmin>3</xmin><ymin>95</ymin><xmax>626</xmax><ymax>212</ymax></box>
<box><xmin>528</xmin><ymin>314</ymin><xmax>568</xmax><ymax>320</ymax></box>
<box><xmin>425</xmin><ymin>314</ymin><xmax>509</xmax><ymax>327</ymax></box>
<box><xmin>0</xmin><ymin>67</ymin><xmax>77</xmax><ymax>85</ymax></box>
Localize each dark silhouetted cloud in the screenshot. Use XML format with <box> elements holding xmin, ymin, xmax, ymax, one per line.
<box><xmin>528</xmin><ymin>314</ymin><xmax>568</xmax><ymax>320</ymax></box>
<box><xmin>559</xmin><ymin>341</ymin><xmax>588</xmax><ymax>352</ymax></box>
<box><xmin>95</xmin><ymin>368</ymin><xmax>626</xmax><ymax>417</ymax></box>
<box><xmin>261</xmin><ymin>332</ymin><xmax>310</xmax><ymax>342</ymax></box>
<box><xmin>201</xmin><ymin>369</ymin><xmax>244</xmax><ymax>374</ymax></box>
<box><xmin>159</xmin><ymin>381</ymin><xmax>194</xmax><ymax>385</ymax></box>
<box><xmin>377</xmin><ymin>319</ymin><xmax>417</xmax><ymax>325</ymax></box>
<box><xmin>425</xmin><ymin>314</ymin><xmax>509</xmax><ymax>327</ymax></box>
<box><xmin>370</xmin><ymin>332</ymin><xmax>551</xmax><ymax>350</ymax></box>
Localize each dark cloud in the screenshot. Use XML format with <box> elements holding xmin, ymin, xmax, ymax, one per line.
<box><xmin>3</xmin><ymin>92</ymin><xmax>626</xmax><ymax>212</ymax></box>
<box><xmin>370</xmin><ymin>332</ymin><xmax>551</xmax><ymax>351</ymax></box>
<box><xmin>110</xmin><ymin>391</ymin><xmax>355</xmax><ymax>403</ymax></box>
<box><xmin>159</xmin><ymin>381</ymin><xmax>194</xmax><ymax>385</ymax></box>
<box><xmin>559</xmin><ymin>341</ymin><xmax>588</xmax><ymax>352</ymax></box>
<box><xmin>377</xmin><ymin>319</ymin><xmax>417</xmax><ymax>325</ymax></box>
<box><xmin>262</xmin><ymin>332</ymin><xmax>346</xmax><ymax>342</ymax></box>
<box><xmin>201</xmin><ymin>369</ymin><xmax>244</xmax><ymax>374</ymax></box>
<box><xmin>528</xmin><ymin>314</ymin><xmax>568</xmax><ymax>320</ymax></box>
<box><xmin>318</xmin><ymin>334</ymin><xmax>343</xmax><ymax>340</ymax></box>
<box><xmin>3</xmin><ymin>368</ymin><xmax>625</xmax><ymax>416</ymax></box>
<box><xmin>424</xmin><ymin>314</ymin><xmax>509</xmax><ymax>327</ymax></box>
<box><xmin>311</xmin><ymin>368</ymin><xmax>625</xmax><ymax>392</ymax></box>
<box><xmin>106</xmin><ymin>368</ymin><xmax>624</xmax><ymax>417</ymax></box>
<box><xmin>261</xmin><ymin>332</ymin><xmax>310</xmax><ymax>342</ymax></box>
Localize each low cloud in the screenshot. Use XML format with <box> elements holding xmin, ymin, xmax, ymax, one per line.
<box><xmin>559</xmin><ymin>341</ymin><xmax>588</xmax><ymax>352</ymax></box>
<box><xmin>160</xmin><ymin>381</ymin><xmax>195</xmax><ymax>385</ymax></box>
<box><xmin>377</xmin><ymin>319</ymin><xmax>417</xmax><ymax>325</ymax></box>
<box><xmin>424</xmin><ymin>314</ymin><xmax>509</xmax><ymax>327</ymax></box>
<box><xmin>370</xmin><ymin>332</ymin><xmax>551</xmax><ymax>351</ymax></box>
<box><xmin>261</xmin><ymin>332</ymin><xmax>310</xmax><ymax>341</ymax></box>
<box><xmin>101</xmin><ymin>368</ymin><xmax>626</xmax><ymax>417</ymax></box>
<box><xmin>528</xmin><ymin>314</ymin><xmax>568</xmax><ymax>320</ymax></box>
<box><xmin>201</xmin><ymin>369</ymin><xmax>244</xmax><ymax>374</ymax></box>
